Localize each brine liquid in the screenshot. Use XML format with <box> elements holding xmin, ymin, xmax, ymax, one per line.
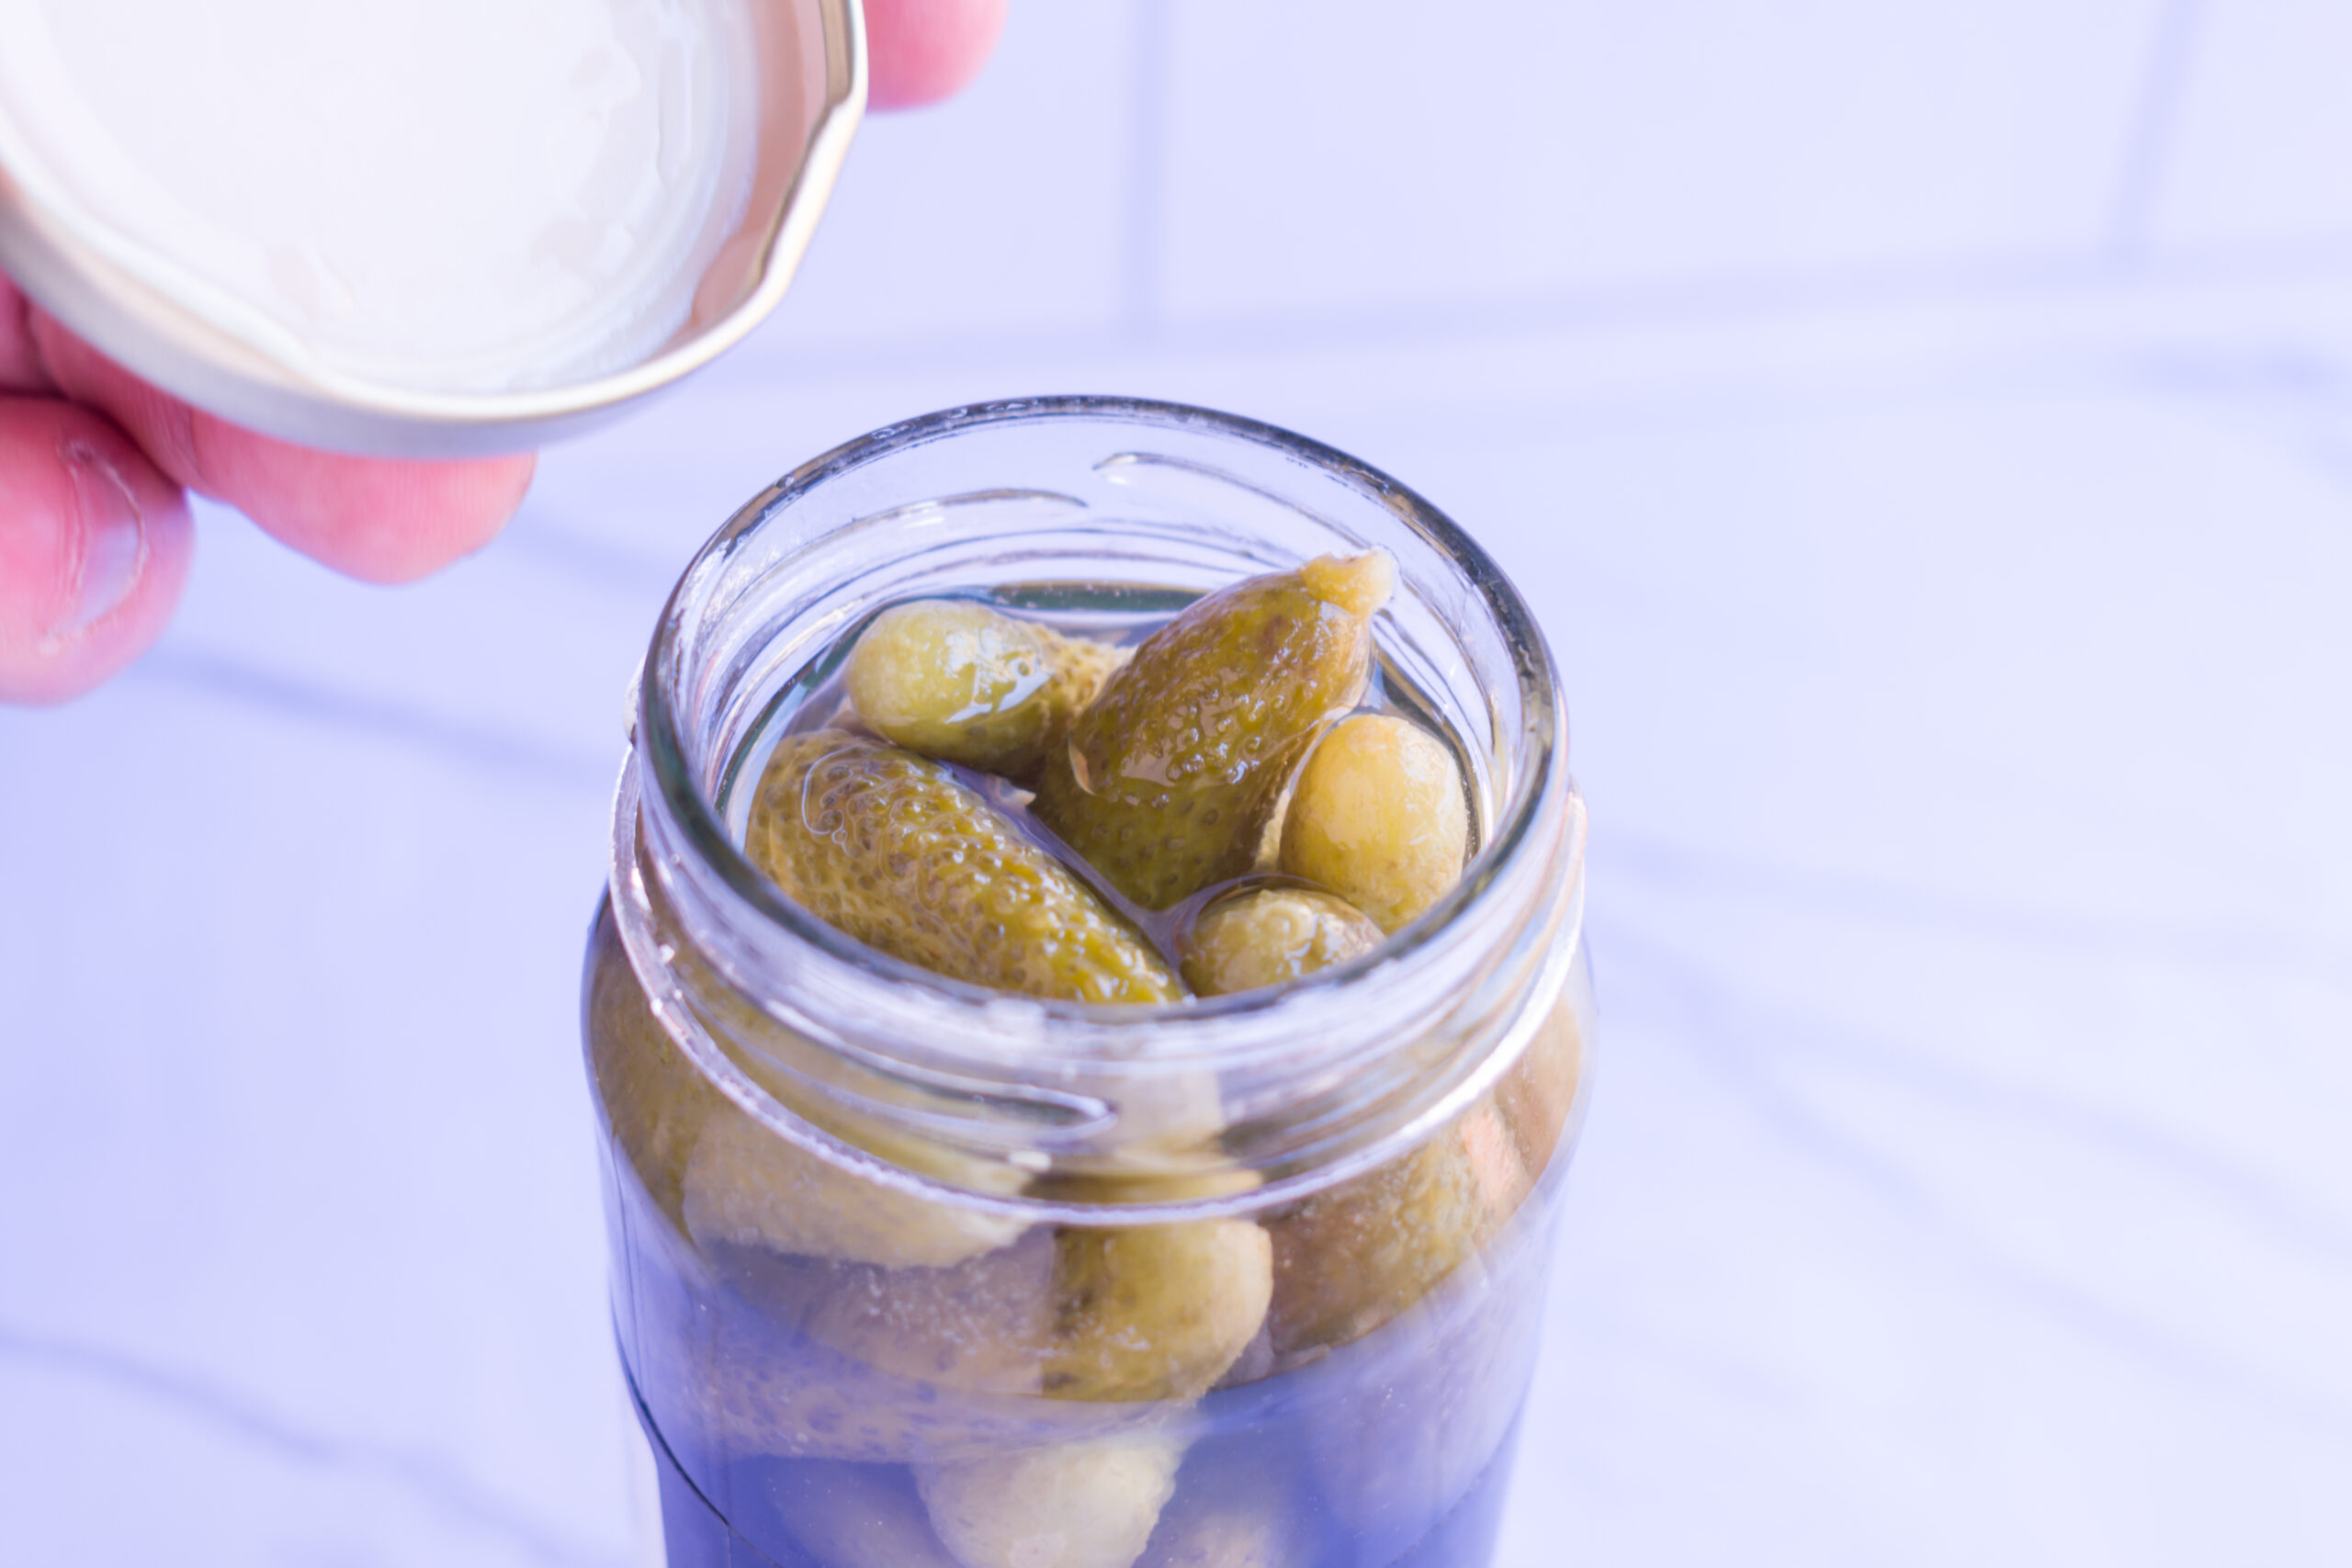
<box><xmin>639</xmin><ymin>1384</ymin><xmax>1531</xmax><ymax>1568</ymax></box>
<box><xmin>594</xmin><ymin>1060</ymin><xmax>1561</xmax><ymax>1568</ymax></box>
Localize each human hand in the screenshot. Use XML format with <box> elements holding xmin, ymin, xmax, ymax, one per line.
<box><xmin>0</xmin><ymin>0</ymin><xmax>1008</xmax><ymax>705</ymax></box>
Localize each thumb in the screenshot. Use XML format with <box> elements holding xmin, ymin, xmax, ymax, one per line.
<box><xmin>866</xmin><ymin>0</ymin><xmax>1009</xmax><ymax>109</ymax></box>
<box><xmin>0</xmin><ymin>397</ymin><xmax>193</xmax><ymax>705</ymax></box>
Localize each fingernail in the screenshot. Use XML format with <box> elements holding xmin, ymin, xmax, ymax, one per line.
<box><xmin>46</xmin><ymin>438</ymin><xmax>147</xmax><ymax>647</ymax></box>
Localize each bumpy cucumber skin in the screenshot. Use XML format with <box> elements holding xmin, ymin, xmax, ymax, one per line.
<box><xmin>1033</xmin><ymin>553</ymin><xmax>1393</xmax><ymax>911</ymax></box>
<box><xmin>748</xmin><ymin>731</ymin><xmax>1182</xmax><ymax>1004</ymax></box>
<box><xmin>1046</xmin><ymin>1220</ymin><xmax>1275</xmax><ymax>1403</ymax></box>
<box><xmin>917</xmin><ymin>1432</ymin><xmax>1189</xmax><ymax>1568</ymax></box>
<box><xmin>1263</xmin><ymin>1102</ymin><xmax>1529</xmax><ymax>1360</ymax></box>
<box><xmin>1179</xmin><ymin>886</ymin><xmax>1384</xmax><ymax>997</ymax></box>
<box><xmin>680</xmin><ymin>1109</ymin><xmax>1029</xmax><ymax>1270</ymax></box>
<box><xmin>846</xmin><ymin>599</ymin><xmax>1127</xmax><ymax>784</ymax></box>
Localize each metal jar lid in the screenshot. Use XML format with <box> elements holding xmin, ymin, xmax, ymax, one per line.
<box><xmin>0</xmin><ymin>0</ymin><xmax>863</xmax><ymax>458</ymax></box>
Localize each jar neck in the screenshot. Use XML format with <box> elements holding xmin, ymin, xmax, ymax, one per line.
<box><xmin>612</xmin><ymin>742</ymin><xmax>1582</xmax><ymax>1221</ymax></box>
<box><xmin>607</xmin><ymin>397</ymin><xmax>1583</xmax><ymax>1219</ymax></box>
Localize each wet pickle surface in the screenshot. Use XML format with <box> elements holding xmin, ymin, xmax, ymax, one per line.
<box><xmin>1280</xmin><ymin>714</ymin><xmax>1471</xmax><ymax>934</ymax></box>
<box><xmin>846</xmin><ymin>599</ymin><xmax>1127</xmax><ymax>784</ymax></box>
<box><xmin>748</xmin><ymin>731</ymin><xmax>1182</xmax><ymax>1004</ymax></box>
<box><xmin>917</xmin><ymin>1432</ymin><xmax>1188</xmax><ymax>1568</ymax></box>
<box><xmin>1046</xmin><ymin>1221</ymin><xmax>1274</xmax><ymax>1403</ymax></box>
<box><xmin>1033</xmin><ymin>552</ymin><xmax>1394</xmax><ymax>910</ymax></box>
<box><xmin>1179</xmin><ymin>886</ymin><xmax>1384</xmax><ymax>998</ymax></box>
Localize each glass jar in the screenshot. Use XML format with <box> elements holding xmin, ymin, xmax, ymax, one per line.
<box><xmin>582</xmin><ymin>397</ymin><xmax>1593</xmax><ymax>1568</ymax></box>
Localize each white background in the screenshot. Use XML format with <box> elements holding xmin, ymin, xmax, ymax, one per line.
<box><xmin>5</xmin><ymin>2</ymin><xmax>2351</xmax><ymax>1562</ymax></box>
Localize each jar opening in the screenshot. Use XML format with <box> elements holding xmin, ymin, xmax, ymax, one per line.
<box><xmin>616</xmin><ymin>397</ymin><xmax>1582</xmax><ymax>1212</ymax></box>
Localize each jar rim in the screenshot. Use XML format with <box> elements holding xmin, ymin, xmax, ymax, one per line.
<box><xmin>616</xmin><ymin>395</ymin><xmax>1585</xmax><ymax>1212</ymax></box>
<box><xmin>637</xmin><ymin>396</ymin><xmax>1566</xmax><ymax>1041</ymax></box>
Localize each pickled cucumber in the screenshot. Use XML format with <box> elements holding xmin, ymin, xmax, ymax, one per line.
<box><xmin>760</xmin><ymin>1227</ymin><xmax>1059</xmax><ymax>1397</ymax></box>
<box><xmin>1034</xmin><ymin>551</ymin><xmax>1395</xmax><ymax>910</ymax></box>
<box><xmin>1264</xmin><ymin>1104</ymin><xmax>1528</xmax><ymax>1359</ymax></box>
<box><xmin>633</xmin><ymin>1228</ymin><xmax>1158</xmax><ymax>1466</ymax></box>
<box><xmin>585</xmin><ymin>902</ymin><xmax>727</xmax><ymax>1234</ymax></box>
<box><xmin>1495</xmin><ymin>996</ymin><xmax>1584</xmax><ymax>1181</ymax></box>
<box><xmin>700</xmin><ymin>1215</ymin><xmax>1270</xmax><ymax>1438</ymax></box>
<box><xmin>846</xmin><ymin>600</ymin><xmax>1127</xmax><ymax>783</ymax></box>
<box><xmin>747</xmin><ymin>732</ymin><xmax>1182</xmax><ymax>1003</ymax></box>
<box><xmin>1279</xmin><ymin>714</ymin><xmax>1469</xmax><ymax>933</ymax></box>
<box><xmin>917</xmin><ymin>1432</ymin><xmax>1188</xmax><ymax>1568</ymax></box>
<box><xmin>682</xmin><ymin>1111</ymin><xmax>1028</xmax><ymax>1269</ymax></box>
<box><xmin>1179</xmin><ymin>886</ymin><xmax>1384</xmax><ymax>997</ymax></box>
<box><xmin>593</xmin><ymin>899</ymin><xmax>1031</xmax><ymax>1271</ymax></box>
<box><xmin>1048</xmin><ymin>1220</ymin><xmax>1275</xmax><ymax>1402</ymax></box>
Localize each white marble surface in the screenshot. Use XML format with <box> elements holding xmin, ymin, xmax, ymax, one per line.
<box><xmin>5</xmin><ymin>3</ymin><xmax>2350</xmax><ymax>1562</ymax></box>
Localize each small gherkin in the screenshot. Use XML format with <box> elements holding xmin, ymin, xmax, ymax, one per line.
<box><xmin>1034</xmin><ymin>551</ymin><xmax>1396</xmax><ymax>911</ymax></box>
<box><xmin>1046</xmin><ymin>1219</ymin><xmax>1274</xmax><ymax>1403</ymax></box>
<box><xmin>750</xmin><ymin>1226</ymin><xmax>1063</xmax><ymax>1399</ymax></box>
<box><xmin>918</xmin><ymin>1432</ymin><xmax>1189</xmax><ymax>1568</ymax></box>
<box><xmin>747</xmin><ymin>732</ymin><xmax>1182</xmax><ymax>1005</ymax></box>
<box><xmin>1496</xmin><ymin>997</ymin><xmax>1584</xmax><ymax>1182</ymax></box>
<box><xmin>1262</xmin><ymin>1101</ymin><xmax>1529</xmax><ymax>1359</ymax></box>
<box><xmin>727</xmin><ymin>1208</ymin><xmax>1272</xmax><ymax>1409</ymax></box>
<box><xmin>845</xmin><ymin>599</ymin><xmax>1128</xmax><ymax>784</ymax></box>
<box><xmin>1278</xmin><ymin>713</ymin><xmax>1470</xmax><ymax>933</ymax></box>
<box><xmin>1179</xmin><ymin>885</ymin><xmax>1385</xmax><ymax>998</ymax></box>
<box><xmin>680</xmin><ymin>1106</ymin><xmax>1029</xmax><ymax>1270</ymax></box>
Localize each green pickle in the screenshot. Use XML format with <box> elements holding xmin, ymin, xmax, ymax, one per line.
<box><xmin>917</xmin><ymin>1432</ymin><xmax>1188</xmax><ymax>1568</ymax></box>
<box><xmin>742</xmin><ymin>1228</ymin><xmax>1062</xmax><ymax>1402</ymax></box>
<box><xmin>1280</xmin><ymin>713</ymin><xmax>1471</xmax><ymax>933</ymax></box>
<box><xmin>748</xmin><ymin>731</ymin><xmax>1182</xmax><ymax>1004</ymax></box>
<box><xmin>682</xmin><ymin>1109</ymin><xmax>1029</xmax><ymax>1270</ymax></box>
<box><xmin>713</xmin><ymin>1220</ymin><xmax>1272</xmax><ymax>1409</ymax></box>
<box><xmin>1047</xmin><ymin>1220</ymin><xmax>1274</xmax><ymax>1402</ymax></box>
<box><xmin>1265</xmin><ymin>1102</ymin><xmax>1530</xmax><ymax>1360</ymax></box>
<box><xmin>845</xmin><ymin>599</ymin><xmax>1128</xmax><ymax>784</ymax></box>
<box><xmin>1179</xmin><ymin>886</ymin><xmax>1384</xmax><ymax>997</ymax></box>
<box><xmin>586</xmin><ymin>908</ymin><xmax>728</xmax><ymax>1234</ymax></box>
<box><xmin>589</xmin><ymin>547</ymin><xmax>1580</xmax><ymax>1568</ymax></box>
<box><xmin>587</xmin><ymin>886</ymin><xmax>1030</xmax><ymax>1272</ymax></box>
<box><xmin>1034</xmin><ymin>551</ymin><xmax>1396</xmax><ymax>910</ymax></box>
